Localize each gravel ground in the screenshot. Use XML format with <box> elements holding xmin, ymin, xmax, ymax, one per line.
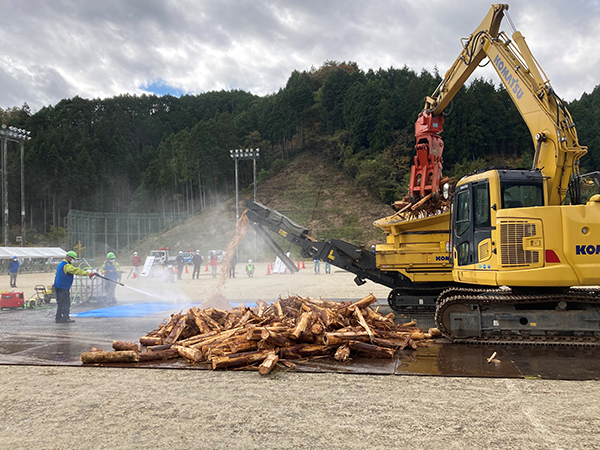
<box><xmin>1</xmin><ymin>266</ymin><xmax>600</xmax><ymax>449</ymax></box>
<box><xmin>1</xmin><ymin>366</ymin><xmax>599</xmax><ymax>450</ymax></box>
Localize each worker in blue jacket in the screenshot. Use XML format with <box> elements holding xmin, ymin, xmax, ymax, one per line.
<box><xmin>8</xmin><ymin>256</ymin><xmax>19</xmax><ymax>288</ymax></box>
<box><xmin>53</xmin><ymin>251</ymin><xmax>95</xmax><ymax>323</ymax></box>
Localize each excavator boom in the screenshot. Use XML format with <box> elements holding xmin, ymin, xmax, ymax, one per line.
<box><xmin>409</xmin><ymin>3</ymin><xmax>587</xmax><ymax>205</ymax></box>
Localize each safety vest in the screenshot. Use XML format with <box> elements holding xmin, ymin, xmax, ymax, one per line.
<box><xmin>54</xmin><ymin>260</ymin><xmax>74</xmax><ymax>290</ymax></box>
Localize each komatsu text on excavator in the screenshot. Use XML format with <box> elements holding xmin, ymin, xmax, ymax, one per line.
<box><xmin>246</xmin><ymin>4</ymin><xmax>600</xmax><ymax>345</ymax></box>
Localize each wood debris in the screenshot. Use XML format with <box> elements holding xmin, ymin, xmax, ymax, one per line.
<box><xmin>81</xmin><ymin>293</ymin><xmax>434</xmax><ymax>375</ymax></box>
<box><xmin>391</xmin><ymin>177</ymin><xmax>454</xmax><ymax>221</ymax></box>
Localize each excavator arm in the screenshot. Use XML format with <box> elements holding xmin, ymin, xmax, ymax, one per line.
<box><xmin>410</xmin><ymin>3</ymin><xmax>587</xmax><ymax>205</ymax></box>
<box><xmin>244</xmin><ymin>201</ymin><xmax>405</xmax><ymax>289</ymax></box>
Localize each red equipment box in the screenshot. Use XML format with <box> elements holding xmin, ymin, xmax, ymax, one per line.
<box><xmin>0</xmin><ymin>292</ymin><xmax>25</xmax><ymax>309</ymax></box>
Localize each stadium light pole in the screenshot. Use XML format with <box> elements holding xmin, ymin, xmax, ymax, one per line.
<box><xmin>0</xmin><ymin>124</ymin><xmax>31</xmax><ymax>246</ymax></box>
<box><xmin>230</xmin><ymin>148</ymin><xmax>260</xmax><ymax>261</ymax></box>
<box><xmin>229</xmin><ymin>148</ymin><xmax>260</xmax><ymax>221</ymax></box>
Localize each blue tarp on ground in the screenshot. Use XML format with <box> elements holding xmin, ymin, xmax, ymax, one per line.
<box><xmin>73</xmin><ymin>302</ymin><xmax>260</xmax><ymax>318</ymax></box>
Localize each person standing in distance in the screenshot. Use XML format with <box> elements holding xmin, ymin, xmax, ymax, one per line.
<box><xmin>131</xmin><ymin>252</ymin><xmax>141</xmax><ymax>277</ymax></box>
<box><xmin>175</xmin><ymin>251</ymin><xmax>185</xmax><ymax>280</ymax></box>
<box><xmin>8</xmin><ymin>256</ymin><xmax>19</xmax><ymax>288</ymax></box>
<box><xmin>53</xmin><ymin>251</ymin><xmax>95</xmax><ymax>323</ymax></box>
<box><xmin>209</xmin><ymin>251</ymin><xmax>218</xmax><ymax>278</ymax></box>
<box><xmin>192</xmin><ymin>250</ymin><xmax>203</xmax><ymax>279</ymax></box>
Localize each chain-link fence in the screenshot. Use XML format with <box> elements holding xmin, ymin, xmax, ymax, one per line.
<box><xmin>67</xmin><ymin>210</ymin><xmax>187</xmax><ymax>260</ymax></box>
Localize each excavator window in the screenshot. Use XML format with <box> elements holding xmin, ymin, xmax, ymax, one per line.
<box><xmin>501</xmin><ymin>183</ymin><xmax>543</xmax><ymax>209</ymax></box>
<box><xmin>474</xmin><ymin>183</ymin><xmax>491</xmax><ymax>228</ymax></box>
<box><xmin>455</xmin><ymin>190</ymin><xmax>470</xmax><ymax>236</ymax></box>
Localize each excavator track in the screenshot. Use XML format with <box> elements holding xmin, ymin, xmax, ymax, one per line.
<box><xmin>387</xmin><ymin>286</ymin><xmax>450</xmax><ymax>313</ymax></box>
<box><xmin>435</xmin><ymin>288</ymin><xmax>600</xmax><ymax>346</ymax></box>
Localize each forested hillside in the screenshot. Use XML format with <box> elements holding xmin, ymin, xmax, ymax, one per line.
<box><xmin>1</xmin><ymin>61</ymin><xmax>598</xmax><ymax>243</ymax></box>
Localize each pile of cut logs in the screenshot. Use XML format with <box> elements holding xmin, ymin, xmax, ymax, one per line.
<box><xmin>81</xmin><ymin>294</ymin><xmax>440</xmax><ymax>375</ymax></box>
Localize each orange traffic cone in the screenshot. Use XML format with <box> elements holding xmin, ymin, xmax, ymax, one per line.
<box><xmin>302</xmin><ymin>260</ymin><xmax>305</xmax><ymax>269</ymax></box>
<box><xmin>185</xmin><ymin>265</ymin><xmax>189</xmax><ymax>274</ymax></box>
<box><xmin>297</xmin><ymin>261</ymin><xmax>300</xmax><ymax>269</ymax></box>
<box><xmin>266</xmin><ymin>264</ymin><xmax>271</xmax><ymax>275</ymax></box>
<box><xmin>205</xmin><ymin>264</ymin><xmax>209</xmax><ymax>271</ymax></box>
<box><xmin>175</xmin><ymin>267</ymin><xmax>178</xmax><ymax>274</ymax></box>
<box><xmin>133</xmin><ymin>272</ymin><xmax>137</xmax><ymax>279</ymax></box>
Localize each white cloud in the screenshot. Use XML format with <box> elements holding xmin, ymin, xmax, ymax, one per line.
<box><xmin>0</xmin><ymin>0</ymin><xmax>598</xmax><ymax>111</ymax></box>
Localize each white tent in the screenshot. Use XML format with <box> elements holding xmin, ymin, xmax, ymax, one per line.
<box><xmin>0</xmin><ymin>247</ymin><xmax>67</xmax><ymax>260</ymax></box>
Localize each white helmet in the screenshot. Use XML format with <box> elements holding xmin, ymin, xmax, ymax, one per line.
<box><xmin>179</xmin><ymin>251</ymin><xmax>183</xmax><ymax>255</ymax></box>
<box><xmin>248</xmin><ymin>259</ymin><xmax>252</xmax><ymax>264</ymax></box>
<box><xmin>134</xmin><ymin>252</ymin><xmax>138</xmax><ymax>256</ymax></box>
<box><xmin>196</xmin><ymin>250</ymin><xmax>200</xmax><ymax>254</ymax></box>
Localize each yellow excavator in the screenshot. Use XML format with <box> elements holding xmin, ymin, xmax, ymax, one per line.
<box><xmin>246</xmin><ymin>4</ymin><xmax>600</xmax><ymax>345</ymax></box>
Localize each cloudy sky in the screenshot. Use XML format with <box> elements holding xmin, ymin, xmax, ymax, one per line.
<box><xmin>0</xmin><ymin>0</ymin><xmax>598</xmax><ymax>112</ymax></box>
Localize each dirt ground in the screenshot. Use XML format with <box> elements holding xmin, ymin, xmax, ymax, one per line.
<box><xmin>1</xmin><ymin>264</ymin><xmax>600</xmax><ymax>449</ymax></box>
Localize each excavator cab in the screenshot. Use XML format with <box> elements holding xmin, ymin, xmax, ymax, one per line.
<box><xmin>451</xmin><ymin>168</ymin><xmax>546</xmax><ymax>283</ymax></box>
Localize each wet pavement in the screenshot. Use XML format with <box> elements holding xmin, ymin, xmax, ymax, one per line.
<box><xmin>1</xmin><ymin>298</ymin><xmax>599</xmax><ymax>380</ymax></box>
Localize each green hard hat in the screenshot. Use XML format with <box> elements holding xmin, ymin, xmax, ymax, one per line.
<box><xmin>107</xmin><ymin>252</ymin><xmax>115</xmax><ymax>259</ymax></box>
<box><xmin>67</xmin><ymin>251</ymin><xmax>77</xmax><ymax>258</ymax></box>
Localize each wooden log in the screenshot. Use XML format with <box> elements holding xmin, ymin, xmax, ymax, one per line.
<box><xmin>178</xmin><ymin>330</ymin><xmax>218</xmax><ymax>346</ymax></box>
<box><xmin>260</xmin><ymin>328</ymin><xmax>293</xmax><ymax>347</ymax></box>
<box><xmin>146</xmin><ymin>344</ymin><xmax>173</xmax><ymax>352</ymax></box>
<box><xmin>257</xmin><ymin>340</ymin><xmax>277</xmax><ymax>351</ymax></box>
<box><xmin>200</xmin><ymin>310</ymin><xmax>223</xmax><ymax>331</ymax></box>
<box><xmin>279</xmin><ymin>344</ymin><xmax>335</xmax><ymax>360</ymax></box>
<box><xmin>290</xmin><ymin>312</ymin><xmax>312</xmax><ymax>340</ymax></box>
<box><xmin>411</xmin><ymin>192</ymin><xmax>433</xmax><ymax>211</ymax></box>
<box><xmin>347</xmin><ymin>341</ymin><xmax>395</xmax><ymax>359</ymax></box>
<box><xmin>156</xmin><ymin>314</ymin><xmax>181</xmax><ymax>338</ymax></box>
<box><xmin>428</xmin><ymin>328</ymin><xmax>442</xmax><ymax>337</ymax></box>
<box><xmin>323</xmin><ymin>332</ymin><xmax>370</xmax><ymax>346</ymax></box>
<box><xmin>211</xmin><ymin>350</ymin><xmax>272</xmax><ymax>370</ymax></box>
<box><xmin>175</xmin><ymin>346</ymin><xmax>203</xmax><ymax>363</ymax></box>
<box><xmin>310</xmin><ymin>323</ymin><xmax>324</xmax><ymax>336</ymax></box>
<box><xmin>377</xmin><ymin>330</ymin><xmax>412</xmax><ymax>340</ymax></box>
<box><xmin>189</xmin><ymin>327</ymin><xmax>242</xmax><ymax>349</ymax></box>
<box><xmin>274</xmin><ymin>301</ymin><xmax>284</xmax><ymax>317</ymax></box>
<box><xmin>165</xmin><ymin>315</ymin><xmax>188</xmax><ymax>345</ymax></box>
<box><xmin>228</xmin><ymin>340</ymin><xmax>258</xmax><ymax>354</ymax></box>
<box><xmin>371</xmin><ymin>337</ymin><xmax>409</xmax><ymax>349</ymax></box>
<box><xmin>88</xmin><ymin>347</ymin><xmax>103</xmax><ymax>353</ymax></box>
<box><xmin>392</xmin><ymin>200</ymin><xmax>410</xmax><ymax>210</ymax></box>
<box><xmin>256</xmin><ymin>300</ymin><xmax>267</xmax><ymax>317</ymax></box>
<box><xmin>258</xmin><ymin>352</ymin><xmax>279</xmax><ymax>376</ymax></box>
<box><xmin>334</xmin><ymin>344</ymin><xmax>350</xmax><ymax>362</ymax></box>
<box><xmin>411</xmin><ymin>332</ymin><xmax>425</xmax><ymax>340</ymax></box>
<box><xmin>81</xmin><ymin>350</ymin><xmax>139</xmax><ymax>364</ymax></box>
<box><xmin>278</xmin><ymin>360</ymin><xmax>296</xmax><ymax>369</ymax></box>
<box><xmin>190</xmin><ymin>308</ymin><xmax>212</xmax><ymax>334</ymax></box>
<box><xmin>246</xmin><ymin>326</ymin><xmax>264</xmax><ymax>341</ymax></box>
<box><xmin>348</xmin><ymin>294</ymin><xmax>378</xmax><ymax>311</ymax></box>
<box><xmin>138</xmin><ymin>348</ymin><xmax>180</xmax><ymax>362</ymax></box>
<box><xmin>112</xmin><ymin>341</ymin><xmax>140</xmax><ymax>352</ymax></box>
<box><xmin>353</xmin><ymin>308</ymin><xmax>375</xmax><ymax>340</ymax></box>
<box><xmin>140</xmin><ymin>336</ymin><xmax>163</xmax><ymax>347</ymax></box>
